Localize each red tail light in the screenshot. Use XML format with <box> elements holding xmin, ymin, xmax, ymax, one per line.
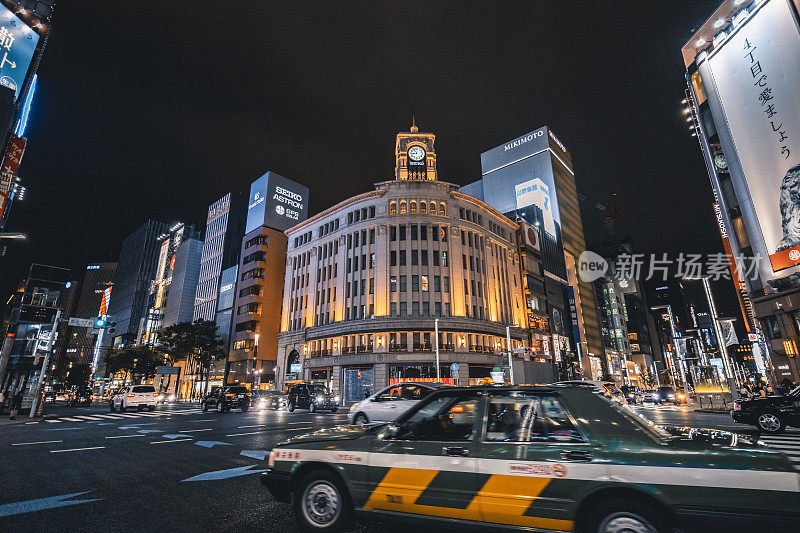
<box><xmin>127</xmin><ymin>393</ymin><xmax>135</xmax><ymax>397</ymax></box>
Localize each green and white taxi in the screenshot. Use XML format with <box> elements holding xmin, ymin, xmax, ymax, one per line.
<box><xmin>260</xmin><ymin>384</ymin><xmax>800</xmax><ymax>532</ymax></box>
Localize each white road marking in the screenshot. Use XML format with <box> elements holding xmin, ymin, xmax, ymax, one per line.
<box><xmin>45</xmin><ymin>419</ymin><xmax>61</xmax><ymax>423</ymax></box>
<box><xmin>12</xmin><ymin>440</ymin><xmax>63</xmax><ymax>446</ymax></box>
<box><xmin>50</xmin><ymin>446</ymin><xmax>106</xmax><ymax>453</ymax></box>
<box><xmin>59</xmin><ymin>417</ymin><xmax>83</xmax><ymax>422</ymax></box>
<box><xmin>74</xmin><ymin>416</ymin><xmax>102</xmax><ymax>421</ymax></box>
<box><xmin>150</xmin><ymin>438</ymin><xmax>193</xmax><ymax>444</ymax></box>
<box><xmin>238</xmin><ymin>424</ymin><xmax>266</xmax><ymax>428</ymax></box>
<box><xmin>178</xmin><ymin>428</ymin><xmax>212</xmax><ymax>433</ymax></box>
<box><xmin>104</xmin><ymin>434</ymin><xmax>146</xmax><ymax>439</ymax></box>
<box><xmin>287</xmin><ymin>427</ymin><xmax>314</xmax><ymax>431</ymax></box>
<box><xmin>226</xmin><ymin>431</ymin><xmax>265</xmax><ymax>437</ymax></box>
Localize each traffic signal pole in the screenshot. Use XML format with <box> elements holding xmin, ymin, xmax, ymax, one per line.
<box><xmin>29</xmin><ymin>309</ymin><xmax>61</xmax><ymax>418</ymax></box>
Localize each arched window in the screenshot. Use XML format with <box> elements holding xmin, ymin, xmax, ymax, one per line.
<box><xmin>400</xmin><ymin>201</ymin><xmax>407</xmax><ymax>215</ymax></box>
<box><xmin>439</xmin><ymin>202</ymin><xmax>447</xmax><ymax>216</ymax></box>
<box><xmin>410</xmin><ymin>201</ymin><xmax>417</xmax><ymax>214</ymax></box>
<box><xmin>430</xmin><ymin>201</ymin><xmax>436</xmax><ymax>215</ymax></box>
<box><xmin>420</xmin><ymin>202</ymin><xmax>427</xmax><ymax>215</ymax></box>
<box><xmin>389</xmin><ymin>201</ymin><xmax>397</xmax><ymax>216</ymax></box>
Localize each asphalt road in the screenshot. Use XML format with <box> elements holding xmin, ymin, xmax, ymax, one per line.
<box><xmin>0</xmin><ymin>400</ymin><xmax>797</xmax><ymax>532</ymax></box>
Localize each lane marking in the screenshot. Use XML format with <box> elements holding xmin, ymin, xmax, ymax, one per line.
<box><xmin>240</xmin><ymin>450</ymin><xmax>270</xmax><ymax>460</ymax></box>
<box><xmin>287</xmin><ymin>427</ymin><xmax>314</xmax><ymax>431</ymax></box>
<box><xmin>12</xmin><ymin>440</ymin><xmax>63</xmax><ymax>446</ymax></box>
<box><xmin>181</xmin><ymin>464</ymin><xmax>266</xmax><ymax>482</ymax></box>
<box><xmin>50</xmin><ymin>446</ymin><xmax>105</xmax><ymax>453</ymax></box>
<box><xmin>59</xmin><ymin>417</ymin><xmax>82</xmax><ymax>422</ymax></box>
<box><xmin>179</xmin><ymin>428</ymin><xmax>212</xmax><ymax>433</ymax></box>
<box><xmin>226</xmin><ymin>431</ymin><xmax>264</xmax><ymax>437</ymax></box>
<box><xmin>105</xmin><ymin>434</ymin><xmax>146</xmax><ymax>439</ymax></box>
<box><xmin>45</xmin><ymin>419</ymin><xmax>62</xmax><ymax>423</ymax></box>
<box><xmin>195</xmin><ymin>441</ymin><xmax>232</xmax><ymax>448</ymax></box>
<box><xmin>74</xmin><ymin>415</ymin><xmax>102</xmax><ymax>420</ymax></box>
<box><xmin>0</xmin><ymin>491</ymin><xmax>101</xmax><ymax>518</ymax></box>
<box><xmin>238</xmin><ymin>424</ymin><xmax>266</xmax><ymax>429</ymax></box>
<box><xmin>150</xmin><ymin>438</ymin><xmax>193</xmax><ymax>444</ymax></box>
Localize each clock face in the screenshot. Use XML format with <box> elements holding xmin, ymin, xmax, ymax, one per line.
<box><xmin>408</xmin><ymin>146</ymin><xmax>426</xmax><ymax>162</ymax></box>
<box><xmin>714</xmin><ymin>154</ymin><xmax>727</xmax><ymax>170</ymax></box>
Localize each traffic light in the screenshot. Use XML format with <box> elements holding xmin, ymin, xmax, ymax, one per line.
<box><xmin>108</xmin><ymin>321</ymin><xmax>116</xmax><ymax>334</ymax></box>
<box><xmin>94</xmin><ymin>318</ymin><xmax>106</xmax><ymax>328</ymax></box>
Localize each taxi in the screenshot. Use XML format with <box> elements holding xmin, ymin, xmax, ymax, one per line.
<box><xmin>260</xmin><ymin>385</ymin><xmax>800</xmax><ymax>532</ymax></box>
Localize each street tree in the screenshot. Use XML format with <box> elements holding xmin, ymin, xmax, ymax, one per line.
<box><xmin>191</xmin><ymin>319</ymin><xmax>226</xmax><ymax>398</ymax></box>
<box><xmin>104</xmin><ymin>345</ymin><xmax>163</xmax><ymax>384</ymax></box>
<box><xmin>158</xmin><ymin>321</ymin><xmax>197</xmax><ymax>393</ymax></box>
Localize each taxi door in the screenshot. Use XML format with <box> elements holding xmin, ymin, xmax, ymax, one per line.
<box><xmin>364</xmin><ymin>389</ymin><xmax>483</xmax><ymax>520</ymax></box>
<box><xmin>473</xmin><ymin>391</ymin><xmax>596</xmax><ymax>532</ymax></box>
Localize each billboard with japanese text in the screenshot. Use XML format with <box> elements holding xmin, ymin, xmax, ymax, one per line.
<box><xmin>0</xmin><ymin>5</ymin><xmax>39</xmax><ymax>98</ymax></box>
<box><xmin>704</xmin><ymin>0</ymin><xmax>800</xmax><ymax>272</ymax></box>
<box><xmin>0</xmin><ymin>134</ymin><xmax>25</xmax><ymax>222</ymax></box>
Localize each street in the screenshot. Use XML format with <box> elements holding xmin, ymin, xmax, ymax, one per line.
<box><xmin>1</xmin><ymin>401</ymin><xmax>798</xmax><ymax>532</ymax></box>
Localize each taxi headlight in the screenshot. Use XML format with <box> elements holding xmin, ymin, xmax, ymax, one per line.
<box><xmin>334</xmin><ymin>395</ymin><xmax>340</xmax><ymax>403</ymax></box>
<box><xmin>267</xmin><ymin>450</ymin><xmax>275</xmax><ymax>468</ymax></box>
<box><xmin>316</xmin><ymin>395</ymin><xmax>325</xmax><ymax>403</ymax></box>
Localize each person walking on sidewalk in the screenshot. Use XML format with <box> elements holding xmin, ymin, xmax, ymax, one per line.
<box><xmin>8</xmin><ymin>389</ymin><xmax>23</xmax><ymax>420</ymax></box>
<box><xmin>0</xmin><ymin>389</ymin><xmax>5</xmax><ymax>413</ymax></box>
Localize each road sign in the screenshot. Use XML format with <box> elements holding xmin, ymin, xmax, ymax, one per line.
<box><xmin>68</xmin><ymin>317</ymin><xmax>97</xmax><ymax>328</ymax></box>
<box><xmin>513</xmin><ymin>347</ymin><xmax>525</xmax><ymax>354</ymax></box>
<box><xmin>156</xmin><ymin>366</ymin><xmax>181</xmax><ymax>375</ymax></box>
<box><xmin>450</xmin><ymin>362</ymin><xmax>459</xmax><ymax>372</ymax></box>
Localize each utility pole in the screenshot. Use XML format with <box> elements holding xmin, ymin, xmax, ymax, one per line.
<box><xmin>434</xmin><ymin>319</ymin><xmax>440</xmax><ymax>382</ymax></box>
<box><xmin>506</xmin><ymin>326</ymin><xmax>514</xmax><ymax>385</ymax></box>
<box><xmin>29</xmin><ymin>309</ymin><xmax>61</xmax><ymax>418</ymax></box>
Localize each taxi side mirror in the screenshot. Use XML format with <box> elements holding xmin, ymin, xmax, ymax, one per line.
<box><xmin>385</xmin><ymin>424</ymin><xmax>401</xmax><ymax>439</ymax></box>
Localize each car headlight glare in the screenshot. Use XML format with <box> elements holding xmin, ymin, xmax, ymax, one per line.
<box><xmin>316</xmin><ymin>395</ymin><xmax>324</xmax><ymax>403</ymax></box>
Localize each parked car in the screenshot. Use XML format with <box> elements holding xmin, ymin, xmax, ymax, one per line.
<box><xmin>732</xmin><ymin>385</ymin><xmax>800</xmax><ymax>433</ymax></box>
<box><xmin>201</xmin><ymin>385</ymin><xmax>251</xmax><ymax>412</ymax></box>
<box><xmin>348</xmin><ymin>382</ymin><xmax>443</xmax><ymax>424</ymax></box>
<box><xmin>110</xmin><ymin>385</ymin><xmax>157</xmax><ymax>412</ymax></box>
<box><xmin>287</xmin><ymin>383</ymin><xmax>339</xmax><ymax>413</ymax></box>
<box><xmin>620</xmin><ymin>385</ymin><xmax>642</xmax><ymax>404</ymax></box>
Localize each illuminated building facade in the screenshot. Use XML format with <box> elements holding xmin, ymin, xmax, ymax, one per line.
<box><xmin>461</xmin><ymin>126</ymin><xmax>603</xmax><ymax>378</ymax></box>
<box><xmin>226</xmin><ymin>172</ymin><xmax>309</xmax><ymax>387</ymax></box>
<box><xmin>276</xmin><ymin>125</ymin><xmax>528</xmax><ymax>400</ymax></box>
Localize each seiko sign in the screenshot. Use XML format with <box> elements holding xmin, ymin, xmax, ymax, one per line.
<box><xmin>246</xmin><ymin>172</ymin><xmax>310</xmax><ymax>233</ymax></box>
<box><xmin>504</xmin><ymin>130</ymin><xmax>544</xmax><ymax>152</ymax></box>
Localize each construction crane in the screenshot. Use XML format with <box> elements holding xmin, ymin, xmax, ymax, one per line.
<box><xmin>577</xmin><ymin>192</ymin><xmax>618</xmax><ymax>235</ymax></box>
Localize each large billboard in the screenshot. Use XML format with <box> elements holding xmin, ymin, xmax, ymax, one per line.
<box><xmin>478</xmin><ymin>126</ymin><xmax>562</xmax><ymax>234</ymax></box>
<box><xmin>0</xmin><ymin>5</ymin><xmax>39</xmax><ymax>98</ymax></box>
<box><xmin>704</xmin><ymin>0</ymin><xmax>800</xmax><ymax>272</ymax></box>
<box><xmin>245</xmin><ymin>171</ymin><xmax>309</xmax><ymax>233</ymax></box>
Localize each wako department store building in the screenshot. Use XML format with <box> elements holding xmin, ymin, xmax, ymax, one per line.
<box><xmin>276</xmin><ymin>124</ymin><xmax>528</xmax><ymax>400</ymax></box>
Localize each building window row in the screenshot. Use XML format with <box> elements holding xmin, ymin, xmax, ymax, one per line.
<box><xmin>293</xmin><ymin>230</ymin><xmax>313</xmax><ymax>248</ymax></box>
<box><xmin>389</xmin><ymin>224</ymin><xmax>448</xmax><ymax>243</ymax></box>
<box><xmin>245</xmin><ymin>235</ymin><xmax>267</xmax><ymax>249</ymax></box>
<box><xmin>346</xmin><ymin>228</ymin><xmax>376</xmax><ymax>249</ymax></box>
<box><xmin>304</xmin><ymin>331</ymin><xmax>517</xmax><ymax>357</ymax></box>
<box><xmin>347</xmin><ymin>206</ymin><xmax>376</xmax><ymax>225</ymax></box>
<box><xmin>389</xmin><ymin>200</ymin><xmax>446</xmax><ymax>217</ymax></box>
<box><xmin>242</xmin><ymin>250</ymin><xmax>266</xmax><ymax>265</ymax></box>
<box><xmin>239</xmin><ymin>284</ymin><xmax>262</xmax><ymax>298</ymax></box>
<box><xmin>317</xmin><ymin>218</ymin><xmax>340</xmax><ymax>238</ymax></box>
<box><xmin>459</xmin><ymin>207</ymin><xmax>483</xmax><ymax>227</ymax></box>
<box><xmin>241</xmin><ymin>267</ymin><xmax>264</xmax><ymax>281</ymax></box>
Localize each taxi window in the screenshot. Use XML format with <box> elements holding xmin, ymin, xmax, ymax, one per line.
<box><xmin>397</xmin><ymin>392</ymin><xmax>480</xmax><ymax>441</ymax></box>
<box><xmin>401</xmin><ymin>385</ymin><xmax>429</xmax><ymax>400</ymax></box>
<box><xmin>376</xmin><ymin>386</ymin><xmax>402</xmax><ymax>401</ymax></box>
<box><xmin>484</xmin><ymin>392</ymin><xmax>585</xmax><ymax>443</ymax></box>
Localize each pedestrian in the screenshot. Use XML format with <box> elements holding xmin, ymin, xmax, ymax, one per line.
<box><xmin>0</xmin><ymin>389</ymin><xmax>5</xmax><ymax>413</ymax></box>
<box><xmin>8</xmin><ymin>389</ymin><xmax>23</xmax><ymax>420</ymax></box>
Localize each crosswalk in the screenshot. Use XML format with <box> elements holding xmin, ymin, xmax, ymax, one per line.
<box><xmin>757</xmin><ymin>430</ymin><xmax>800</xmax><ymax>470</ymax></box>
<box><xmin>44</xmin><ymin>407</ymin><xmax>202</xmax><ymax>424</ymax></box>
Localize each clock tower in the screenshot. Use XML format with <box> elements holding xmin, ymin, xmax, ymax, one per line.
<box><xmin>395</xmin><ymin>118</ymin><xmax>437</xmax><ymax>181</ymax></box>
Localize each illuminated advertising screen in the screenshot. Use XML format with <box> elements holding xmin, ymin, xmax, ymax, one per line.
<box><xmin>479</xmin><ymin>126</ymin><xmax>562</xmax><ymax>238</ymax></box>
<box><xmin>703</xmin><ymin>0</ymin><xmax>800</xmax><ymax>272</ymax></box>
<box><xmin>0</xmin><ymin>6</ymin><xmax>39</xmax><ymax>98</ymax></box>
<box><xmin>245</xmin><ymin>171</ymin><xmax>309</xmax><ymax>233</ymax></box>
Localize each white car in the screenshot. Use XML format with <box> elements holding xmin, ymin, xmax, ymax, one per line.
<box><xmin>348</xmin><ymin>382</ymin><xmax>444</xmax><ymax>424</ymax></box>
<box><xmin>110</xmin><ymin>385</ymin><xmax>157</xmax><ymax>412</ymax></box>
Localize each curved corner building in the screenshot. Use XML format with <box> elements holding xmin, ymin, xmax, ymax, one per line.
<box><xmin>276</xmin><ymin>124</ymin><xmax>528</xmax><ymax>399</ymax></box>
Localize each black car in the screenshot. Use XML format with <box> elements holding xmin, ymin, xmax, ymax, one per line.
<box><xmin>201</xmin><ymin>385</ymin><xmax>251</xmax><ymax>412</ymax></box>
<box><xmin>620</xmin><ymin>385</ymin><xmax>640</xmax><ymax>404</ymax></box>
<box><xmin>287</xmin><ymin>383</ymin><xmax>339</xmax><ymax>413</ymax></box>
<box><xmin>732</xmin><ymin>385</ymin><xmax>800</xmax><ymax>433</ymax></box>
<box><xmin>70</xmin><ymin>387</ymin><xmax>93</xmax><ymax>407</ymax></box>
<box><xmin>250</xmin><ymin>390</ymin><xmax>287</xmax><ymax>410</ymax></box>
<box><xmin>656</xmin><ymin>386</ymin><xmax>686</xmax><ymax>405</ymax></box>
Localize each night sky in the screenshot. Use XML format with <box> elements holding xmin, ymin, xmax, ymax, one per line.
<box><xmin>2</xmin><ymin>1</ymin><xmax>742</xmax><ymax>322</ymax></box>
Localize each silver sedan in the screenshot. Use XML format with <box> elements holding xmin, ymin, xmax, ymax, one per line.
<box><xmin>348</xmin><ymin>382</ymin><xmax>444</xmax><ymax>424</ymax></box>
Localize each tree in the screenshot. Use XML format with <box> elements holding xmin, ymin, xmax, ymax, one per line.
<box><xmin>158</xmin><ymin>322</ymin><xmax>197</xmax><ymax>393</ymax></box>
<box><xmin>191</xmin><ymin>319</ymin><xmax>227</xmax><ymax>397</ymax></box>
<box><xmin>104</xmin><ymin>345</ymin><xmax>162</xmax><ymax>384</ymax></box>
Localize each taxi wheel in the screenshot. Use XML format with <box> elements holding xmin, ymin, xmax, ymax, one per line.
<box><xmin>294</xmin><ymin>470</ymin><xmax>352</xmax><ymax>532</ymax></box>
<box><xmin>584</xmin><ymin>497</ymin><xmax>667</xmax><ymax>533</ymax></box>
<box><xmin>201</xmin><ymin>402</ymin><xmax>208</xmax><ymax>412</ymax></box>
<box><xmin>288</xmin><ymin>402</ymin><xmax>296</xmax><ymax>412</ymax></box>
<box><xmin>241</xmin><ymin>404</ymin><xmax>249</xmax><ymax>412</ymax></box>
<box><xmin>109</xmin><ymin>402</ymin><xmax>115</xmax><ymax>413</ymax></box>
<box><xmin>309</xmin><ymin>402</ymin><xmax>317</xmax><ymax>413</ymax></box>
<box><xmin>755</xmin><ymin>411</ymin><xmax>785</xmax><ymax>434</ymax></box>
<box><xmin>148</xmin><ymin>405</ymin><xmax>155</xmax><ymax>412</ymax></box>
<box><xmin>137</xmin><ymin>404</ymin><xmax>143</xmax><ymax>412</ymax></box>
<box><xmin>353</xmin><ymin>413</ymin><xmax>369</xmax><ymax>425</ymax></box>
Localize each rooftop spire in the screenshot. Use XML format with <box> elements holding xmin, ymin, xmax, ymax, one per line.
<box><xmin>410</xmin><ymin>112</ymin><xmax>418</xmax><ymax>133</ymax></box>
